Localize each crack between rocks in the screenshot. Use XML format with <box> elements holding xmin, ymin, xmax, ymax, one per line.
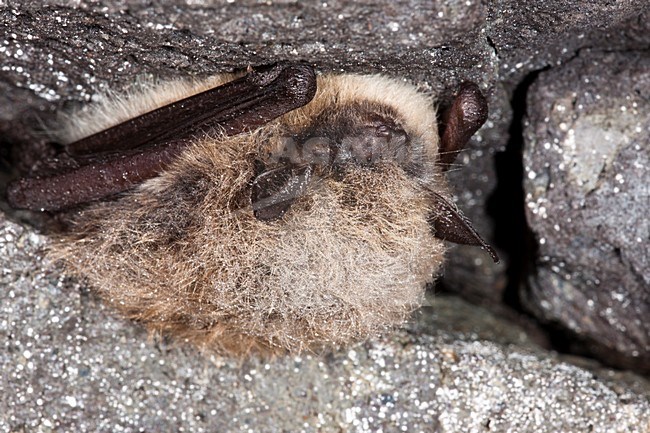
<box><xmin>485</xmin><ymin>35</ymin><xmax>499</xmax><ymax>59</ymax></box>
<box><xmin>487</xmin><ymin>67</ymin><xmax>548</xmax><ymax>312</ymax></box>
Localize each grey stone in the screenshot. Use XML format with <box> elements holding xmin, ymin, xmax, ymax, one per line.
<box><xmin>1</xmin><ymin>1</ymin><xmax>650</xmax><ymax>429</ymax></box>
<box><xmin>1</xmin><ymin>211</ymin><xmax>649</xmax><ymax>432</ymax></box>
<box><xmin>523</xmin><ymin>49</ymin><xmax>650</xmax><ymax>372</ymax></box>
<box><xmin>488</xmin><ymin>1</ymin><xmax>650</xmax><ymax>84</ymax></box>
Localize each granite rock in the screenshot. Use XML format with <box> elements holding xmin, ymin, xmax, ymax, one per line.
<box><xmin>1</xmin><ymin>2</ymin><xmax>650</xmax><ymax>429</ymax></box>
<box><xmin>523</xmin><ymin>49</ymin><xmax>650</xmax><ymax>372</ymax></box>
<box><xmin>1</xmin><ymin>211</ymin><xmax>649</xmax><ymax>432</ymax></box>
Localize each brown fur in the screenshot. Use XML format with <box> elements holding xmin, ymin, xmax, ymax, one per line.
<box><xmin>51</xmin><ymin>73</ymin><xmax>451</xmax><ymax>355</ymax></box>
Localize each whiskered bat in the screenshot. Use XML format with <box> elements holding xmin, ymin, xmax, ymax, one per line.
<box><xmin>6</xmin><ymin>63</ymin><xmax>497</xmax><ymax>355</ymax></box>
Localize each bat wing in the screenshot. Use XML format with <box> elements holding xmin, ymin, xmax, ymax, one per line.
<box><xmin>430</xmin><ymin>192</ymin><xmax>499</xmax><ymax>263</ymax></box>
<box><xmin>7</xmin><ymin>63</ymin><xmax>317</xmax><ymax>211</ymax></box>
<box><xmin>250</xmin><ymin>163</ymin><xmax>314</xmax><ymax>221</ymax></box>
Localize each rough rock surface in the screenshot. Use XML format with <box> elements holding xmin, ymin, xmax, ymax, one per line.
<box><xmin>523</xmin><ymin>50</ymin><xmax>650</xmax><ymax>372</ymax></box>
<box><xmin>1</xmin><ymin>212</ymin><xmax>649</xmax><ymax>432</ymax></box>
<box><xmin>1</xmin><ymin>0</ymin><xmax>650</xmax><ymax>430</ymax></box>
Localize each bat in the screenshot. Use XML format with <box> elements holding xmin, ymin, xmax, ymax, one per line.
<box><xmin>6</xmin><ymin>63</ymin><xmax>497</xmax><ymax>355</ymax></box>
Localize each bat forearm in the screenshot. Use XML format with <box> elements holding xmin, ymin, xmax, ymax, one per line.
<box><xmin>6</xmin><ymin>141</ymin><xmax>185</xmax><ymax>211</ymax></box>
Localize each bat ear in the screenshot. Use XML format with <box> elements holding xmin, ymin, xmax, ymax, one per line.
<box><xmin>250</xmin><ymin>163</ymin><xmax>314</xmax><ymax>221</ymax></box>
<box><xmin>429</xmin><ymin>192</ymin><xmax>499</xmax><ymax>263</ymax></box>
<box><xmin>437</xmin><ymin>82</ymin><xmax>488</xmax><ymax>170</ymax></box>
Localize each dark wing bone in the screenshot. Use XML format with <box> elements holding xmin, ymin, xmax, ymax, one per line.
<box><xmin>251</xmin><ymin>164</ymin><xmax>314</xmax><ymax>221</ymax></box>
<box><xmin>430</xmin><ymin>192</ymin><xmax>499</xmax><ymax>263</ymax></box>
<box><xmin>7</xmin><ymin>64</ymin><xmax>317</xmax><ymax>211</ymax></box>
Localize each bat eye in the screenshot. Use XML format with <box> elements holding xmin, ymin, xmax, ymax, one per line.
<box><xmin>375</xmin><ymin>124</ymin><xmax>391</xmax><ymax>137</ymax></box>
<box><xmin>368</xmin><ymin>116</ymin><xmax>408</xmax><ymax>149</ymax></box>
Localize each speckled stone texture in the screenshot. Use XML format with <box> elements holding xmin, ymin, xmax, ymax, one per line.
<box><xmin>1</xmin><ymin>0</ymin><xmax>650</xmax><ymax>431</ymax></box>
<box><xmin>523</xmin><ymin>50</ymin><xmax>650</xmax><ymax>372</ymax></box>
<box><xmin>1</xmin><ymin>213</ymin><xmax>649</xmax><ymax>432</ymax></box>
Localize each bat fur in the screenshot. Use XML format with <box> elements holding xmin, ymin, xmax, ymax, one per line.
<box><xmin>50</xmin><ymin>72</ymin><xmax>459</xmax><ymax>355</ymax></box>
